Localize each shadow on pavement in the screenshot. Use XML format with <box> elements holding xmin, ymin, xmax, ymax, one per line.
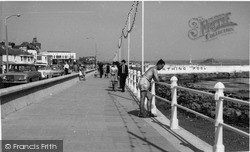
<box><xmin>107</xmin><ymin>91</ymin><xmax>136</xmax><ymax>102</ymax></box>
<box><xmin>150</xmin><ymin>117</ymin><xmax>204</xmax><ymax>152</ymax></box>
<box><xmin>128</xmin><ymin>131</ymin><xmax>173</xmax><ymax>152</ymax></box>
<box><xmin>126</xmin><ymin>86</ymin><xmax>204</xmax><ymax>152</ymax></box>
<box><xmin>109</xmin><ymin>91</ymin><xmax>172</xmax><ymax>152</ymax></box>
<box><xmin>128</xmin><ymin>109</ymin><xmax>140</xmax><ymax>117</ymax></box>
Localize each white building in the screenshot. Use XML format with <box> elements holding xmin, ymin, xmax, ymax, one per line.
<box><xmin>27</xmin><ymin>49</ymin><xmax>37</xmax><ymax>62</ymax></box>
<box><xmin>45</xmin><ymin>51</ymin><xmax>76</xmax><ymax>64</ymax></box>
<box><xmin>1</xmin><ymin>47</ymin><xmax>34</xmax><ymax>64</ymax></box>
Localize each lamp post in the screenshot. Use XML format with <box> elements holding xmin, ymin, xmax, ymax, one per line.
<box><xmin>5</xmin><ymin>14</ymin><xmax>21</xmax><ymax>73</ymax></box>
<box><xmin>141</xmin><ymin>1</ymin><xmax>144</xmax><ymax>74</ymax></box>
<box><xmin>86</xmin><ymin>37</ymin><xmax>97</xmax><ymax>67</ymax></box>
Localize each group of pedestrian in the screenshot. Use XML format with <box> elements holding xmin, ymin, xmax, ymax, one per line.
<box><xmin>63</xmin><ymin>61</ymin><xmax>87</xmax><ymax>81</ymax></box>
<box><xmin>97</xmin><ymin>60</ymin><xmax>128</xmax><ymax>92</ymax></box>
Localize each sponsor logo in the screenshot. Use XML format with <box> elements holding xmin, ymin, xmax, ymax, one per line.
<box><xmin>188</xmin><ymin>12</ymin><xmax>237</xmax><ymax>41</ymax></box>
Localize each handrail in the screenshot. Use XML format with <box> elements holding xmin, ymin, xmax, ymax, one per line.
<box><xmin>176</xmin><ymin>85</ymin><xmax>214</xmax><ymax>97</ymax></box>
<box><xmin>220</xmin><ymin>96</ymin><xmax>250</xmax><ymax>106</ymax></box>
<box><xmin>175</xmin><ymin>104</ymin><xmax>215</xmax><ymax>123</ymax></box>
<box><xmin>220</xmin><ymin>122</ymin><xmax>249</xmax><ymax>138</ymax></box>
<box><xmin>126</xmin><ymin>69</ymin><xmax>249</xmax><ymax>152</ymax></box>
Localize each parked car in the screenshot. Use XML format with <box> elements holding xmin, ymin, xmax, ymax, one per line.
<box><xmin>50</xmin><ymin>65</ymin><xmax>64</xmax><ymax>77</ymax></box>
<box><xmin>2</xmin><ymin>63</ymin><xmax>42</xmax><ymax>86</ymax></box>
<box><xmin>35</xmin><ymin>64</ymin><xmax>53</xmax><ymax>79</ymax></box>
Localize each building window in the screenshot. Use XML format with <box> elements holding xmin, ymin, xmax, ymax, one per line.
<box><xmin>37</xmin><ymin>56</ymin><xmax>42</xmax><ymax>60</ymax></box>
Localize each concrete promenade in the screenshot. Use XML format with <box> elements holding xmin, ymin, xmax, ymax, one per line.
<box><xmin>2</xmin><ymin>72</ymin><xmax>211</xmax><ymax>152</ymax></box>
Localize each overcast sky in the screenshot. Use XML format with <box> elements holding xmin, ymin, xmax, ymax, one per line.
<box><xmin>0</xmin><ymin>1</ymin><xmax>249</xmax><ymax>61</ymax></box>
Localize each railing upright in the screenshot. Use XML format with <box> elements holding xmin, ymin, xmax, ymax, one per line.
<box><xmin>130</xmin><ymin>70</ymin><xmax>133</xmax><ymax>90</ymax></box>
<box><xmin>133</xmin><ymin>70</ymin><xmax>137</xmax><ymax>94</ymax></box>
<box><xmin>151</xmin><ymin>80</ymin><xmax>157</xmax><ymax>116</ymax></box>
<box><xmin>126</xmin><ymin>69</ymin><xmax>129</xmax><ymax>86</ymax></box>
<box><xmin>213</xmin><ymin>82</ymin><xmax>225</xmax><ymax>152</ymax></box>
<box><xmin>128</xmin><ymin>69</ymin><xmax>131</xmax><ymax>89</ymax></box>
<box><xmin>170</xmin><ymin>76</ymin><xmax>179</xmax><ymax>129</ymax></box>
<box><xmin>137</xmin><ymin>71</ymin><xmax>141</xmax><ymax>100</ymax></box>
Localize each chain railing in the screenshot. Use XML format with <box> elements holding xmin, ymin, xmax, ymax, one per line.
<box><xmin>126</xmin><ymin>68</ymin><xmax>250</xmax><ymax>152</ymax></box>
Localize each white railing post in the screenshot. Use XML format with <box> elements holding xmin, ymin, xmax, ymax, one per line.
<box><xmin>213</xmin><ymin>82</ymin><xmax>225</xmax><ymax>152</ymax></box>
<box><xmin>137</xmin><ymin>71</ymin><xmax>141</xmax><ymax>100</ymax></box>
<box><xmin>126</xmin><ymin>69</ymin><xmax>130</xmax><ymax>86</ymax></box>
<box><xmin>151</xmin><ymin>80</ymin><xmax>157</xmax><ymax>116</ymax></box>
<box><xmin>128</xmin><ymin>69</ymin><xmax>131</xmax><ymax>88</ymax></box>
<box><xmin>133</xmin><ymin>70</ymin><xmax>137</xmax><ymax>94</ymax></box>
<box><xmin>170</xmin><ymin>76</ymin><xmax>179</xmax><ymax>129</ymax></box>
<box><xmin>129</xmin><ymin>70</ymin><xmax>133</xmax><ymax>90</ymax></box>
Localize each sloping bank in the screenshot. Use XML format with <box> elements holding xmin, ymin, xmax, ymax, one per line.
<box><xmin>0</xmin><ymin>70</ymin><xmax>95</xmax><ymax>117</ymax></box>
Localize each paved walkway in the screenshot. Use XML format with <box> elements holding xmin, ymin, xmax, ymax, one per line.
<box><xmin>2</xmin><ymin>74</ymin><xmax>185</xmax><ymax>152</ymax></box>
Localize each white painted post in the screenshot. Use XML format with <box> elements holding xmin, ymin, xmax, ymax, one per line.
<box><xmin>151</xmin><ymin>80</ymin><xmax>157</xmax><ymax>116</ymax></box>
<box><xmin>137</xmin><ymin>71</ymin><xmax>141</xmax><ymax>100</ymax></box>
<box><xmin>213</xmin><ymin>82</ymin><xmax>225</xmax><ymax>152</ymax></box>
<box><xmin>170</xmin><ymin>76</ymin><xmax>179</xmax><ymax>129</ymax></box>
<box><xmin>126</xmin><ymin>69</ymin><xmax>130</xmax><ymax>86</ymax></box>
<box><xmin>141</xmin><ymin>1</ymin><xmax>144</xmax><ymax>74</ymax></box>
<box><xmin>131</xmin><ymin>70</ymin><xmax>134</xmax><ymax>92</ymax></box>
<box><xmin>130</xmin><ymin>70</ymin><xmax>133</xmax><ymax>90</ymax></box>
<box><xmin>133</xmin><ymin>70</ymin><xmax>137</xmax><ymax>94</ymax></box>
<box><xmin>127</xmin><ymin>14</ymin><xmax>130</xmax><ymax>78</ymax></box>
<box><xmin>128</xmin><ymin>70</ymin><xmax>131</xmax><ymax>89</ymax></box>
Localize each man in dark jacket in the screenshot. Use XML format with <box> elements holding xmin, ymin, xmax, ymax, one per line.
<box><xmin>118</xmin><ymin>60</ymin><xmax>128</xmax><ymax>92</ymax></box>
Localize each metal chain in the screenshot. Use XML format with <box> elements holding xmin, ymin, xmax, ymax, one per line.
<box><xmin>118</xmin><ymin>1</ymin><xmax>139</xmax><ymax>49</ymax></box>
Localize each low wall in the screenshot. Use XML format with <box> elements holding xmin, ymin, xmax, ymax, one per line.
<box><xmin>0</xmin><ymin>70</ymin><xmax>95</xmax><ymax>117</ymax></box>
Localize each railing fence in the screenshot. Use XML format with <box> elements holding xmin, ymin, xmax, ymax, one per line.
<box><xmin>126</xmin><ymin>68</ymin><xmax>250</xmax><ymax>152</ymax></box>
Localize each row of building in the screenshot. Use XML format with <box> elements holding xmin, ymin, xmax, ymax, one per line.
<box><xmin>0</xmin><ymin>38</ymin><xmax>76</xmax><ymax>70</ymax></box>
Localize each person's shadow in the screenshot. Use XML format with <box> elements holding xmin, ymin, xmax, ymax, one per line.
<box><xmin>128</xmin><ymin>109</ymin><xmax>140</xmax><ymax>117</ymax></box>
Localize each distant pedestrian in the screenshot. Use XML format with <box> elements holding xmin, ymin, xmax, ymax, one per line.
<box><xmin>103</xmin><ymin>64</ymin><xmax>107</xmax><ymax>78</ymax></box>
<box><xmin>98</xmin><ymin>63</ymin><xmax>104</xmax><ymax>78</ymax></box>
<box><xmin>110</xmin><ymin>62</ymin><xmax>118</xmax><ymax>91</ymax></box>
<box><xmin>137</xmin><ymin>59</ymin><xmax>165</xmax><ymax>118</ymax></box>
<box><xmin>73</xmin><ymin>62</ymin><xmax>78</xmax><ymax>73</ymax></box>
<box><xmin>78</xmin><ymin>65</ymin><xmax>86</xmax><ymax>81</ymax></box>
<box><xmin>64</xmin><ymin>61</ymin><xmax>69</xmax><ymax>75</ymax></box>
<box><xmin>118</xmin><ymin>60</ymin><xmax>128</xmax><ymax>92</ymax></box>
<box><xmin>105</xmin><ymin>63</ymin><xmax>110</xmax><ymax>78</ymax></box>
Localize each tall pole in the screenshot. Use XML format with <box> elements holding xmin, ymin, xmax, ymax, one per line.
<box><xmin>5</xmin><ymin>14</ymin><xmax>21</xmax><ymax>73</ymax></box>
<box><xmin>128</xmin><ymin>14</ymin><xmax>131</xmax><ymax>68</ymax></box>
<box><xmin>142</xmin><ymin>1</ymin><xmax>144</xmax><ymax>74</ymax></box>
<box><xmin>118</xmin><ymin>38</ymin><xmax>121</xmax><ymax>62</ymax></box>
<box><xmin>95</xmin><ymin>41</ymin><xmax>97</xmax><ymax>67</ymax></box>
<box><xmin>5</xmin><ymin>18</ymin><xmax>9</xmax><ymax>73</ymax></box>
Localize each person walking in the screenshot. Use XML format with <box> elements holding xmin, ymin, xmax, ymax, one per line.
<box><xmin>137</xmin><ymin>59</ymin><xmax>165</xmax><ymax>118</ymax></box>
<box><xmin>64</xmin><ymin>61</ymin><xmax>69</xmax><ymax>75</ymax></box>
<box><xmin>110</xmin><ymin>62</ymin><xmax>118</xmax><ymax>91</ymax></box>
<box><xmin>98</xmin><ymin>63</ymin><xmax>104</xmax><ymax>78</ymax></box>
<box><xmin>105</xmin><ymin>63</ymin><xmax>110</xmax><ymax>78</ymax></box>
<box><xmin>118</xmin><ymin>60</ymin><xmax>128</xmax><ymax>92</ymax></box>
<box><xmin>78</xmin><ymin>64</ymin><xmax>86</xmax><ymax>81</ymax></box>
<box><xmin>73</xmin><ymin>62</ymin><xmax>78</xmax><ymax>73</ymax></box>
